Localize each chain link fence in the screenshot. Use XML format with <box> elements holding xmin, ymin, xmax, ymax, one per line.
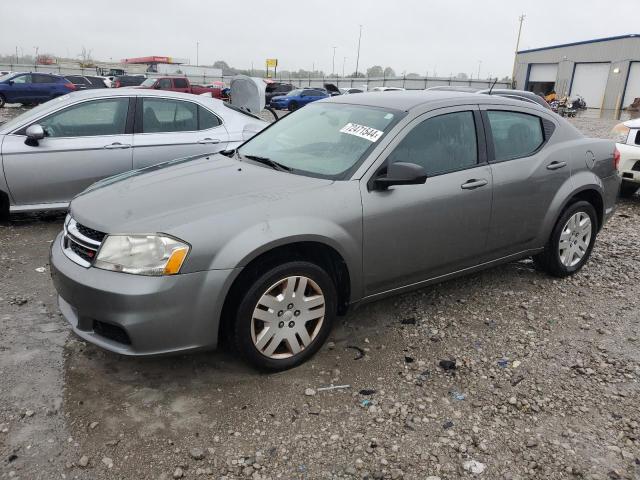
<box><xmin>0</xmin><ymin>63</ymin><xmax>510</xmax><ymax>91</ymax></box>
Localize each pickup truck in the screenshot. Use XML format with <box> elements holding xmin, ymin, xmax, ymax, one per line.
<box><xmin>136</xmin><ymin>77</ymin><xmax>223</xmax><ymax>99</ymax></box>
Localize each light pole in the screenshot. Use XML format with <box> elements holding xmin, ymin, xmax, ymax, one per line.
<box><xmin>34</xmin><ymin>46</ymin><xmax>39</xmax><ymax>64</ymax></box>
<box><xmin>331</xmin><ymin>46</ymin><xmax>337</xmax><ymax>76</ymax></box>
<box><xmin>355</xmin><ymin>24</ymin><xmax>363</xmax><ymax>77</ymax></box>
<box><xmin>477</xmin><ymin>60</ymin><xmax>482</xmax><ymax>80</ymax></box>
<box><xmin>511</xmin><ymin>14</ymin><xmax>526</xmax><ymax>88</ymax></box>
<box><xmin>342</xmin><ymin>57</ymin><xmax>347</xmax><ymax>78</ymax></box>
<box><xmin>196</xmin><ymin>41</ymin><xmax>199</xmax><ymax>66</ymax></box>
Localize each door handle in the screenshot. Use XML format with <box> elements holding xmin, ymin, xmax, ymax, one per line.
<box><xmin>461</xmin><ymin>179</ymin><xmax>488</xmax><ymax>190</ymax></box>
<box><xmin>546</xmin><ymin>161</ymin><xmax>567</xmax><ymax>170</ymax></box>
<box><xmin>198</xmin><ymin>138</ymin><xmax>221</xmax><ymax>144</ymax></box>
<box><xmin>103</xmin><ymin>142</ymin><xmax>131</xmax><ymax>149</ymax></box>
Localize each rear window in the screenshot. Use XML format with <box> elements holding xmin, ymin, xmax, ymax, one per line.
<box><xmin>487</xmin><ymin>111</ymin><xmax>544</xmax><ymax>161</ymax></box>
<box><xmin>174</xmin><ymin>78</ymin><xmax>188</xmax><ymax>88</ymax></box>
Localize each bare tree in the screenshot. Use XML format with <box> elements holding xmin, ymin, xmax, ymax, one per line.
<box><xmin>78</xmin><ymin>46</ymin><xmax>94</xmax><ymax>67</ymax></box>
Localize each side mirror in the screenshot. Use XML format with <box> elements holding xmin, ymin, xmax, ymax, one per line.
<box><xmin>25</xmin><ymin>124</ymin><xmax>45</xmax><ymax>146</ymax></box>
<box><xmin>373</xmin><ymin>162</ymin><xmax>427</xmax><ymax>190</ymax></box>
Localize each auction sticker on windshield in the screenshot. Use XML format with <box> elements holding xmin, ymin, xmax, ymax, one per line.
<box><xmin>339</xmin><ymin>123</ymin><xmax>384</xmax><ymax>142</ymax></box>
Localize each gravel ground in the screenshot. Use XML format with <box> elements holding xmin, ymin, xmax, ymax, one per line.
<box><xmin>1</xmin><ymin>106</ymin><xmax>639</xmax><ymax>480</ymax></box>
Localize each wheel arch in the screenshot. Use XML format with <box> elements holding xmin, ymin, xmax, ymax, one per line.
<box><xmin>219</xmin><ymin>239</ymin><xmax>353</xmax><ymax>343</ymax></box>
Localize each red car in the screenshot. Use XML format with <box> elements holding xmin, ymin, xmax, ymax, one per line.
<box><xmin>136</xmin><ymin>76</ymin><xmax>223</xmax><ymax>99</ymax></box>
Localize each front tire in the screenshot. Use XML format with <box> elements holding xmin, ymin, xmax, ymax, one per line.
<box><xmin>288</xmin><ymin>101</ymin><xmax>299</xmax><ymax>112</ymax></box>
<box><xmin>620</xmin><ymin>182</ymin><xmax>639</xmax><ymax>198</ymax></box>
<box><xmin>233</xmin><ymin>261</ymin><xmax>336</xmax><ymax>371</ymax></box>
<box><xmin>533</xmin><ymin>200</ymin><xmax>597</xmax><ymax>277</ymax></box>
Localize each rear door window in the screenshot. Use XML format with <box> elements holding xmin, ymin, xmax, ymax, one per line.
<box><xmin>141</xmin><ymin>98</ymin><xmax>198</xmax><ymax>133</ymax></box>
<box><xmin>173</xmin><ymin>78</ymin><xmax>188</xmax><ymax>88</ymax></box>
<box><xmin>198</xmin><ymin>106</ymin><xmax>222</xmax><ymax>130</ymax></box>
<box><xmin>158</xmin><ymin>78</ymin><xmax>173</xmax><ymax>89</ymax></box>
<box><xmin>487</xmin><ymin>111</ymin><xmax>544</xmax><ymax>161</ymax></box>
<box><xmin>388</xmin><ymin>111</ymin><xmax>478</xmax><ymax>176</ymax></box>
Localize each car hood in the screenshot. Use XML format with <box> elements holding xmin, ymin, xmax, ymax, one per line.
<box><xmin>70</xmin><ymin>154</ymin><xmax>333</xmax><ymax>234</ymax></box>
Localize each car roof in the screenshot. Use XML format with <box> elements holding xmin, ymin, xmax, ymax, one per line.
<box><xmin>323</xmin><ymin>90</ymin><xmax>535</xmax><ymax>112</ymax></box>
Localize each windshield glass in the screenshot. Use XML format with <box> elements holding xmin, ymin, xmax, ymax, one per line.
<box><xmin>0</xmin><ymin>73</ymin><xmax>14</xmax><ymax>82</ymax></box>
<box><xmin>238</xmin><ymin>102</ymin><xmax>404</xmax><ymax>179</ymax></box>
<box><xmin>140</xmin><ymin>78</ymin><xmax>156</xmax><ymax>87</ymax></box>
<box><xmin>287</xmin><ymin>89</ymin><xmax>303</xmax><ymax>96</ymax></box>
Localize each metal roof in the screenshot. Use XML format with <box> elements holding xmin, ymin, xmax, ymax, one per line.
<box><xmin>518</xmin><ymin>34</ymin><xmax>640</xmax><ymax>54</ymax></box>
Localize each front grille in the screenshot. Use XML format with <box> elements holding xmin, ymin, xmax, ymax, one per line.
<box><xmin>93</xmin><ymin>320</ymin><xmax>131</xmax><ymax>345</ymax></box>
<box><xmin>68</xmin><ymin>240</ymin><xmax>97</xmax><ymax>263</ymax></box>
<box><xmin>76</xmin><ymin>223</ymin><xmax>106</xmax><ymax>242</ymax></box>
<box><xmin>62</xmin><ymin>216</ymin><xmax>106</xmax><ymax>267</ymax></box>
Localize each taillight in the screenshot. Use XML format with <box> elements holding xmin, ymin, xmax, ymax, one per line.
<box><xmin>614</xmin><ymin>147</ymin><xmax>621</xmax><ymax>170</ymax></box>
<box><xmin>64</xmin><ymin>82</ymin><xmax>76</xmax><ymax>90</ymax></box>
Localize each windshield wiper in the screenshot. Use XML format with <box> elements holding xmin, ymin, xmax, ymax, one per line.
<box><xmin>242</xmin><ymin>154</ymin><xmax>292</xmax><ymax>172</ymax></box>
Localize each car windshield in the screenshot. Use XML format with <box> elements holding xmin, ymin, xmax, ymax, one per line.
<box><xmin>287</xmin><ymin>89</ymin><xmax>303</xmax><ymax>96</ymax></box>
<box><xmin>0</xmin><ymin>73</ymin><xmax>14</xmax><ymax>82</ymax></box>
<box><xmin>140</xmin><ymin>78</ymin><xmax>156</xmax><ymax>87</ymax></box>
<box><xmin>238</xmin><ymin>102</ymin><xmax>404</xmax><ymax>179</ymax></box>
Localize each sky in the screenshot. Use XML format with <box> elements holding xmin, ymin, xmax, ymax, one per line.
<box><xmin>0</xmin><ymin>0</ymin><xmax>636</xmax><ymax>78</ymax></box>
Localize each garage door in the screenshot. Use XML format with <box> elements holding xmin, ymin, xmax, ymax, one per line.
<box><xmin>528</xmin><ymin>63</ymin><xmax>558</xmax><ymax>83</ymax></box>
<box><xmin>571</xmin><ymin>63</ymin><xmax>610</xmax><ymax>108</ymax></box>
<box><xmin>623</xmin><ymin>62</ymin><xmax>640</xmax><ymax>109</ymax></box>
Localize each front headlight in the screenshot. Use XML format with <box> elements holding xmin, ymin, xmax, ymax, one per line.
<box><xmin>94</xmin><ymin>234</ymin><xmax>190</xmax><ymax>276</ymax></box>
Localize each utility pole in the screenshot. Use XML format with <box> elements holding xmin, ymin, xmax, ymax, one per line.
<box><xmin>196</xmin><ymin>41</ymin><xmax>199</xmax><ymax>66</ymax></box>
<box><xmin>15</xmin><ymin>46</ymin><xmax>18</xmax><ymax>64</ymax></box>
<box><xmin>331</xmin><ymin>46</ymin><xmax>337</xmax><ymax>75</ymax></box>
<box><xmin>511</xmin><ymin>14</ymin><xmax>525</xmax><ymax>89</ymax></box>
<box><xmin>355</xmin><ymin>24</ymin><xmax>363</xmax><ymax>77</ymax></box>
<box><xmin>342</xmin><ymin>57</ymin><xmax>347</xmax><ymax>78</ymax></box>
<box><xmin>34</xmin><ymin>46</ymin><xmax>39</xmax><ymax>63</ymax></box>
<box><xmin>477</xmin><ymin>60</ymin><xmax>482</xmax><ymax>80</ymax></box>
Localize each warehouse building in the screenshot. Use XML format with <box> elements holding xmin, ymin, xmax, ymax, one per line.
<box><xmin>514</xmin><ymin>34</ymin><xmax>640</xmax><ymax>110</ymax></box>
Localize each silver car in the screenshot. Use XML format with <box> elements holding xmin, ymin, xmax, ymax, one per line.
<box><xmin>0</xmin><ymin>89</ymin><xmax>267</xmax><ymax>217</ymax></box>
<box><xmin>50</xmin><ymin>91</ymin><xmax>620</xmax><ymax>371</ymax></box>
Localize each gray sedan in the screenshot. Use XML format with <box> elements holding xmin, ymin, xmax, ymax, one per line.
<box><xmin>0</xmin><ymin>89</ymin><xmax>267</xmax><ymax>217</ymax></box>
<box><xmin>50</xmin><ymin>91</ymin><xmax>620</xmax><ymax>371</ymax></box>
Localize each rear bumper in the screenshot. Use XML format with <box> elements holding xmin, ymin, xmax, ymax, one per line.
<box><xmin>602</xmin><ymin>173</ymin><xmax>621</xmax><ymax>225</ymax></box>
<box><xmin>50</xmin><ymin>232</ymin><xmax>239</xmax><ymax>356</ymax></box>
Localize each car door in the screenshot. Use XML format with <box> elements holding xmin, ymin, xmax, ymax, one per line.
<box><xmin>132</xmin><ymin>96</ymin><xmax>229</xmax><ymax>169</ymax></box>
<box><xmin>480</xmin><ymin>106</ymin><xmax>568</xmax><ymax>257</ymax></box>
<box><xmin>32</xmin><ymin>74</ymin><xmax>62</xmax><ymax>100</ymax></box>
<box><xmin>172</xmin><ymin>78</ymin><xmax>190</xmax><ymax>93</ymax></box>
<box><xmin>361</xmin><ymin>107</ymin><xmax>493</xmax><ymax>296</ymax></box>
<box><xmin>2</xmin><ymin>97</ymin><xmax>133</xmax><ymax>205</ymax></box>
<box><xmin>7</xmin><ymin>74</ymin><xmax>32</xmax><ymax>102</ymax></box>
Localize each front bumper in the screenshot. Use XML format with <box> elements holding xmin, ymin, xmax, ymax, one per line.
<box><xmin>50</xmin><ymin>232</ymin><xmax>239</xmax><ymax>356</ymax></box>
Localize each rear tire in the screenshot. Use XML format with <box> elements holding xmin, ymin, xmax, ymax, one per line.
<box><xmin>232</xmin><ymin>261</ymin><xmax>336</xmax><ymax>371</ymax></box>
<box><xmin>288</xmin><ymin>101</ymin><xmax>299</xmax><ymax>112</ymax></box>
<box><xmin>533</xmin><ymin>200</ymin><xmax>597</xmax><ymax>277</ymax></box>
<box><xmin>620</xmin><ymin>182</ymin><xmax>639</xmax><ymax>198</ymax></box>
<box><xmin>0</xmin><ymin>94</ymin><xmax>5</xmax><ymax>108</ymax></box>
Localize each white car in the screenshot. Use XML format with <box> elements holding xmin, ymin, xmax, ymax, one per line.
<box><xmin>612</xmin><ymin>118</ymin><xmax>640</xmax><ymax>197</ymax></box>
<box><xmin>370</xmin><ymin>86</ymin><xmax>405</xmax><ymax>92</ymax></box>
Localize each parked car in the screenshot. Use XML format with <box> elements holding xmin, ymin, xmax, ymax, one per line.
<box><xmin>0</xmin><ymin>72</ymin><xmax>75</xmax><ymax>107</ymax></box>
<box><xmin>265</xmin><ymin>82</ymin><xmax>294</xmax><ymax>104</ymax></box>
<box><xmin>136</xmin><ymin>77</ymin><xmax>223</xmax><ymax>98</ymax></box>
<box><xmin>427</xmin><ymin>86</ymin><xmax>552</xmax><ymax>110</ymax></box>
<box><xmin>340</xmin><ymin>87</ymin><xmax>364</xmax><ymax>94</ymax></box>
<box><xmin>612</xmin><ymin>117</ymin><xmax>640</xmax><ymax>197</ymax></box>
<box><xmin>370</xmin><ymin>86</ymin><xmax>405</xmax><ymax>92</ymax></box>
<box><xmin>49</xmin><ymin>91</ymin><xmax>620</xmax><ymax>371</ymax></box>
<box><xmin>112</xmin><ymin>75</ymin><xmax>146</xmax><ymax>88</ymax></box>
<box><xmin>270</xmin><ymin>88</ymin><xmax>330</xmax><ymax>111</ymax></box>
<box><xmin>86</xmin><ymin>75</ymin><xmax>111</xmax><ymax>88</ymax></box>
<box><xmin>65</xmin><ymin>75</ymin><xmax>99</xmax><ymax>90</ymax></box>
<box><xmin>0</xmin><ymin>89</ymin><xmax>267</xmax><ymax>217</ymax></box>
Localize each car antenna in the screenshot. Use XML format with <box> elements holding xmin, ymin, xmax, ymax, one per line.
<box><xmin>488</xmin><ymin>77</ymin><xmax>499</xmax><ymax>95</ymax></box>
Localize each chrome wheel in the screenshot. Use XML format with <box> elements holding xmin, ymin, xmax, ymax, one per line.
<box><xmin>251</xmin><ymin>276</ymin><xmax>325</xmax><ymax>359</ymax></box>
<box><xmin>558</xmin><ymin>211</ymin><xmax>592</xmax><ymax>267</ymax></box>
